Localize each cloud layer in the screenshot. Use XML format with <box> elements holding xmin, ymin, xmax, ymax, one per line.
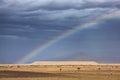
<box><xmin>0</xmin><ymin>0</ymin><xmax>120</xmax><ymax>40</ymax></box>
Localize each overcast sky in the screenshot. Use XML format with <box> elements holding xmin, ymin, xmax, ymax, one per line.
<box><xmin>0</xmin><ymin>0</ymin><xmax>120</xmax><ymax>63</ymax></box>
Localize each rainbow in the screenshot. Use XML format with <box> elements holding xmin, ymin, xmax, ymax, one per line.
<box><xmin>17</xmin><ymin>11</ymin><xmax>120</xmax><ymax>64</ymax></box>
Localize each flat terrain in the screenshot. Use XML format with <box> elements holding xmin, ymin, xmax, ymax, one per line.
<box><xmin>0</xmin><ymin>64</ymin><xmax>120</xmax><ymax>80</ymax></box>
<box><xmin>0</xmin><ymin>70</ymin><xmax>120</xmax><ymax>80</ymax></box>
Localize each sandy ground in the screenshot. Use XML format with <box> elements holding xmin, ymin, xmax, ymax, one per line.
<box><xmin>0</xmin><ymin>63</ymin><xmax>120</xmax><ymax>80</ymax></box>
<box><xmin>0</xmin><ymin>70</ymin><xmax>120</xmax><ymax>80</ymax></box>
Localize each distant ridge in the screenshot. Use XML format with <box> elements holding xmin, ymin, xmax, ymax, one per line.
<box><xmin>32</xmin><ymin>61</ymin><xmax>98</xmax><ymax>65</ymax></box>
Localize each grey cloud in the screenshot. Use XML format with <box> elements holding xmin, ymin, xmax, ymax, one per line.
<box><xmin>1</xmin><ymin>0</ymin><xmax>120</xmax><ymax>11</ymax></box>
<box><xmin>0</xmin><ymin>35</ymin><xmax>21</xmax><ymax>39</ymax></box>
<box><xmin>0</xmin><ymin>0</ymin><xmax>120</xmax><ymax>40</ymax></box>
<box><xmin>0</xmin><ymin>8</ymin><xmax>118</xmax><ymax>40</ymax></box>
<box><xmin>0</xmin><ymin>34</ymin><xmax>43</xmax><ymax>40</ymax></box>
<box><xmin>0</xmin><ymin>0</ymin><xmax>119</xmax><ymax>20</ymax></box>
<box><xmin>43</xmin><ymin>29</ymin><xmax>62</xmax><ymax>33</ymax></box>
<box><xmin>26</xmin><ymin>0</ymin><xmax>120</xmax><ymax>11</ymax></box>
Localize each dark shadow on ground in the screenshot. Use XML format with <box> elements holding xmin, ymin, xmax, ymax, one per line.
<box><xmin>0</xmin><ymin>70</ymin><xmax>66</xmax><ymax>78</ymax></box>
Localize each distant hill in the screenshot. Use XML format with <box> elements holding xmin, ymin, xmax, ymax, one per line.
<box><xmin>32</xmin><ymin>61</ymin><xmax>98</xmax><ymax>65</ymax></box>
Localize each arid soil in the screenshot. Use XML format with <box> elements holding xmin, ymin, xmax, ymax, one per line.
<box><xmin>0</xmin><ymin>70</ymin><xmax>120</xmax><ymax>80</ymax></box>
<box><xmin>0</xmin><ymin>63</ymin><xmax>120</xmax><ymax>80</ymax></box>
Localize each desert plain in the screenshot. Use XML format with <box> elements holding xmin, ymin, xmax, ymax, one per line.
<box><xmin>0</xmin><ymin>61</ymin><xmax>120</xmax><ymax>80</ymax></box>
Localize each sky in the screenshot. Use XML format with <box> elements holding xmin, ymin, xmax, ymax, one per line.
<box><xmin>0</xmin><ymin>0</ymin><xmax>120</xmax><ymax>64</ymax></box>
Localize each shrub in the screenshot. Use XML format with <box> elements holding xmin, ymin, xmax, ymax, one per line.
<box><xmin>77</xmin><ymin>67</ymin><xmax>80</xmax><ymax>70</ymax></box>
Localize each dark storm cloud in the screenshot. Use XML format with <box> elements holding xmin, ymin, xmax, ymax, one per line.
<box><xmin>0</xmin><ymin>0</ymin><xmax>119</xmax><ymax>39</ymax></box>
<box><xmin>26</xmin><ymin>0</ymin><xmax>120</xmax><ymax>11</ymax></box>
